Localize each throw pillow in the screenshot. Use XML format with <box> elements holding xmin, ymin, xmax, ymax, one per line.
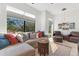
<box><xmin>5</xmin><ymin>34</ymin><xmax>18</xmax><ymax>45</ymax></box>
<box><xmin>30</xmin><ymin>32</ymin><xmax>36</xmax><ymax>39</ymax></box>
<box><xmin>16</xmin><ymin>34</ymin><xmax>23</xmax><ymax>43</ymax></box>
<box><xmin>0</xmin><ymin>39</ymin><xmax>10</xmax><ymax>49</ymax></box>
<box><xmin>16</xmin><ymin>33</ymin><xmax>29</xmax><ymax>42</ymax></box>
<box><xmin>0</xmin><ymin>34</ymin><xmax>5</xmax><ymax>39</ymax></box>
<box><xmin>37</xmin><ymin>31</ymin><xmax>43</xmax><ymax>38</ymax></box>
<box><xmin>22</xmin><ymin>33</ymin><xmax>29</xmax><ymax>42</ymax></box>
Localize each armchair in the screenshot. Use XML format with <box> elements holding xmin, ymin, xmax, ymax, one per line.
<box><xmin>53</xmin><ymin>31</ymin><xmax>63</xmax><ymax>42</ymax></box>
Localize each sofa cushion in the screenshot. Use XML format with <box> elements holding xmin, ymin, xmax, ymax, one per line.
<box><xmin>0</xmin><ymin>34</ymin><xmax>5</xmax><ymax>39</ymax></box>
<box><xmin>37</xmin><ymin>31</ymin><xmax>43</xmax><ymax>38</ymax></box>
<box><xmin>0</xmin><ymin>43</ymin><xmax>35</xmax><ymax>56</ymax></box>
<box><xmin>5</xmin><ymin>34</ymin><xmax>18</xmax><ymax>45</ymax></box>
<box><xmin>0</xmin><ymin>39</ymin><xmax>10</xmax><ymax>49</ymax></box>
<box><xmin>26</xmin><ymin>39</ymin><xmax>39</xmax><ymax>48</ymax></box>
<box><xmin>71</xmin><ymin>32</ymin><xmax>79</xmax><ymax>37</ymax></box>
<box><xmin>54</xmin><ymin>31</ymin><xmax>61</xmax><ymax>36</ymax></box>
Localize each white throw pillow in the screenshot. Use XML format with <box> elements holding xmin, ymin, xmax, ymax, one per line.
<box><xmin>16</xmin><ymin>34</ymin><xmax>23</xmax><ymax>42</ymax></box>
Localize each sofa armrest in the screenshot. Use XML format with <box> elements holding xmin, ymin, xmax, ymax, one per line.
<box><xmin>0</xmin><ymin>43</ymin><xmax>35</xmax><ymax>56</ymax></box>
<box><xmin>70</xmin><ymin>36</ymin><xmax>79</xmax><ymax>43</ymax></box>
<box><xmin>25</xmin><ymin>39</ymin><xmax>39</xmax><ymax>48</ymax></box>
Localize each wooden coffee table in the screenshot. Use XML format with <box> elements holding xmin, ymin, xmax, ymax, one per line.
<box><xmin>38</xmin><ymin>39</ymin><xmax>49</xmax><ymax>56</ymax></box>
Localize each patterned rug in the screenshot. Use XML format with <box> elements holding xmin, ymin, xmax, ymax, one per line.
<box><xmin>50</xmin><ymin>44</ymin><xmax>72</xmax><ymax>56</ymax></box>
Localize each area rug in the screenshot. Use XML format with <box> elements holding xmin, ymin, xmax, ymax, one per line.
<box><xmin>51</xmin><ymin>44</ymin><xmax>72</xmax><ymax>56</ymax></box>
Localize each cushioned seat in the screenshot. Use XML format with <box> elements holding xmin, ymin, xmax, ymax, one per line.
<box><xmin>0</xmin><ymin>39</ymin><xmax>10</xmax><ymax>49</ymax></box>
<box><xmin>0</xmin><ymin>43</ymin><xmax>35</xmax><ymax>56</ymax></box>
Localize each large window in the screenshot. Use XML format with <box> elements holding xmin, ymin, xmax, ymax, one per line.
<box><xmin>7</xmin><ymin>17</ymin><xmax>35</xmax><ymax>32</ymax></box>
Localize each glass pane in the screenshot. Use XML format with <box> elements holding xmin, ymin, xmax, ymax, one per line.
<box><xmin>7</xmin><ymin>17</ymin><xmax>35</xmax><ymax>33</ymax></box>
<box><xmin>25</xmin><ymin>20</ymin><xmax>35</xmax><ymax>32</ymax></box>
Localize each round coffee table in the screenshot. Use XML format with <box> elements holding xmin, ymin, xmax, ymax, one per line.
<box><xmin>38</xmin><ymin>39</ymin><xmax>49</xmax><ymax>56</ymax></box>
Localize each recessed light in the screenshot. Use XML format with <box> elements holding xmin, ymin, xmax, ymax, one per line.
<box><xmin>62</xmin><ymin>8</ymin><xmax>67</xmax><ymax>11</ymax></box>
<box><xmin>32</xmin><ymin>3</ymin><xmax>35</xmax><ymax>4</ymax></box>
<box><xmin>24</xmin><ymin>12</ymin><xmax>36</xmax><ymax>19</ymax></box>
<box><xmin>7</xmin><ymin>5</ymin><xmax>24</xmax><ymax>15</ymax></box>
<box><xmin>50</xmin><ymin>3</ymin><xmax>54</xmax><ymax>4</ymax></box>
<box><xmin>7</xmin><ymin>5</ymin><xmax>36</xmax><ymax>19</ymax></box>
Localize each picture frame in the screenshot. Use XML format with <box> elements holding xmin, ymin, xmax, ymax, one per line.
<box><xmin>69</xmin><ymin>23</ymin><xmax>75</xmax><ymax>29</ymax></box>
<box><xmin>58</xmin><ymin>22</ymin><xmax>75</xmax><ymax>30</ymax></box>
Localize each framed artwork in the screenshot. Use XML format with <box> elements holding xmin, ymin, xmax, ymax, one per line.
<box><xmin>69</xmin><ymin>23</ymin><xmax>75</xmax><ymax>29</ymax></box>
<box><xmin>58</xmin><ymin>24</ymin><xmax>62</xmax><ymax>29</ymax></box>
<box><xmin>58</xmin><ymin>22</ymin><xmax>75</xmax><ymax>30</ymax></box>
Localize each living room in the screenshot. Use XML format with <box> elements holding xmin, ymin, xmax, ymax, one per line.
<box><xmin>0</xmin><ymin>3</ymin><xmax>79</xmax><ymax>56</ymax></box>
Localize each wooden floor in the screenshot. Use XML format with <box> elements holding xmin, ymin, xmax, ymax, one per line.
<box><xmin>35</xmin><ymin>48</ymin><xmax>40</xmax><ymax>56</ymax></box>
<box><xmin>35</xmin><ymin>40</ymin><xmax>78</xmax><ymax>56</ymax></box>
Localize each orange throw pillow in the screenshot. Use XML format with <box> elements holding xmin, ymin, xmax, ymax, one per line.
<box><xmin>5</xmin><ymin>34</ymin><xmax>18</xmax><ymax>45</ymax></box>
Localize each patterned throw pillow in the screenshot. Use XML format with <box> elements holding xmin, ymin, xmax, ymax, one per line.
<box><xmin>30</xmin><ymin>32</ymin><xmax>36</xmax><ymax>39</ymax></box>
<box><xmin>22</xmin><ymin>33</ymin><xmax>29</xmax><ymax>41</ymax></box>
<box><xmin>5</xmin><ymin>34</ymin><xmax>18</xmax><ymax>45</ymax></box>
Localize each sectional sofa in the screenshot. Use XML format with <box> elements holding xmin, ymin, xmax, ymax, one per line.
<box><xmin>0</xmin><ymin>32</ymin><xmax>40</xmax><ymax>56</ymax></box>
<box><xmin>0</xmin><ymin>32</ymin><xmax>78</xmax><ymax>56</ymax></box>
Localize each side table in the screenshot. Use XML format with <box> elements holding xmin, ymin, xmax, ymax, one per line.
<box><xmin>38</xmin><ymin>39</ymin><xmax>49</xmax><ymax>56</ymax></box>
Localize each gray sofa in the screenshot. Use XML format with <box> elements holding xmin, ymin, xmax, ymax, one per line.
<box><xmin>0</xmin><ymin>37</ymin><xmax>78</xmax><ymax>56</ymax></box>
<box><xmin>0</xmin><ymin>43</ymin><xmax>35</xmax><ymax>56</ymax></box>
<box><xmin>0</xmin><ymin>36</ymin><xmax>41</xmax><ymax>56</ymax></box>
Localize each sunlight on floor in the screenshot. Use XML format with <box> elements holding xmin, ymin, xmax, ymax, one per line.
<box><xmin>48</xmin><ymin>37</ymin><xmax>58</xmax><ymax>54</ymax></box>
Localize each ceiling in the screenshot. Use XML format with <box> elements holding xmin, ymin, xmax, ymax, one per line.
<box><xmin>27</xmin><ymin>3</ymin><xmax>79</xmax><ymax>15</ymax></box>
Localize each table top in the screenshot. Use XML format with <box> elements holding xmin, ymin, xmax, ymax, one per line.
<box><xmin>38</xmin><ymin>39</ymin><xmax>49</xmax><ymax>43</ymax></box>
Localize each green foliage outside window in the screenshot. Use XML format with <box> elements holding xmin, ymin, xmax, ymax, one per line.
<box><xmin>7</xmin><ymin>17</ymin><xmax>35</xmax><ymax>32</ymax></box>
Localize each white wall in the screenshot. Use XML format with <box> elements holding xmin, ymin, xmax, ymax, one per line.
<box><xmin>37</xmin><ymin>10</ymin><xmax>53</xmax><ymax>35</ymax></box>
<box><xmin>0</xmin><ymin>3</ymin><xmax>41</xmax><ymax>33</ymax></box>
<box><xmin>45</xmin><ymin>11</ymin><xmax>54</xmax><ymax>35</ymax></box>
<box><xmin>6</xmin><ymin>3</ymin><xmax>41</xmax><ymax>32</ymax></box>
<box><xmin>0</xmin><ymin>3</ymin><xmax>54</xmax><ymax>34</ymax></box>
<box><xmin>6</xmin><ymin>3</ymin><xmax>40</xmax><ymax>16</ymax></box>
<box><xmin>54</xmin><ymin>10</ymin><xmax>79</xmax><ymax>35</ymax></box>
<box><xmin>0</xmin><ymin>4</ymin><xmax>7</xmax><ymax>34</ymax></box>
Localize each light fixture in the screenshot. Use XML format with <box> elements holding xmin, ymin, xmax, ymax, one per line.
<box><xmin>50</xmin><ymin>3</ymin><xmax>54</xmax><ymax>4</ymax></box>
<box><xmin>24</xmin><ymin>12</ymin><xmax>36</xmax><ymax>19</ymax></box>
<box><xmin>6</xmin><ymin>5</ymin><xmax>24</xmax><ymax>15</ymax></box>
<box><xmin>49</xmin><ymin>18</ymin><xmax>52</xmax><ymax>21</ymax></box>
<box><xmin>7</xmin><ymin>5</ymin><xmax>36</xmax><ymax>19</ymax></box>
<box><xmin>62</xmin><ymin>8</ymin><xmax>67</xmax><ymax>11</ymax></box>
<box><xmin>32</xmin><ymin>3</ymin><xmax>35</xmax><ymax>4</ymax></box>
